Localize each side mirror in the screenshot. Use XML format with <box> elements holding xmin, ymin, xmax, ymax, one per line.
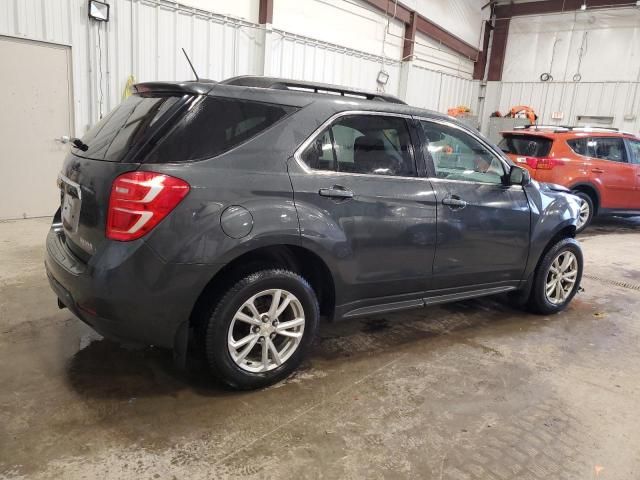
<box><xmin>509</xmin><ymin>165</ymin><xmax>530</xmax><ymax>186</ymax></box>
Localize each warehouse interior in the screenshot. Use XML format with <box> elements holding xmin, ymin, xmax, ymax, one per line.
<box><xmin>1</xmin><ymin>0</ymin><xmax>640</xmax><ymax>478</ymax></box>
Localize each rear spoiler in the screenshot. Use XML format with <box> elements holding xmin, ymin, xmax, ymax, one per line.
<box><xmin>133</xmin><ymin>80</ymin><xmax>216</xmax><ymax>96</ymax></box>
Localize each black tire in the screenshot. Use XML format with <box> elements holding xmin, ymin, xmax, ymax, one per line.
<box><xmin>526</xmin><ymin>237</ymin><xmax>583</xmax><ymax>315</ymax></box>
<box><xmin>204</xmin><ymin>269</ymin><xmax>319</xmax><ymax>390</ymax></box>
<box><xmin>572</xmin><ymin>191</ymin><xmax>594</xmax><ymax>234</ymax></box>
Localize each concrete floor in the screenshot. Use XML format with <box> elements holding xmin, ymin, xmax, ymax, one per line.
<box><xmin>2</xmin><ymin>217</ymin><xmax>640</xmax><ymax>479</ymax></box>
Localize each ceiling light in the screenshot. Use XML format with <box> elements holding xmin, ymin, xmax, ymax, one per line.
<box><xmin>580</xmin><ymin>2</ymin><xmax>587</xmax><ymax>10</ymax></box>
<box><xmin>88</xmin><ymin>0</ymin><xmax>110</xmax><ymax>22</ymax></box>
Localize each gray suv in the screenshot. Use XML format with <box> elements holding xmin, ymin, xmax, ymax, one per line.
<box><xmin>46</xmin><ymin>76</ymin><xmax>583</xmax><ymax>389</ymax></box>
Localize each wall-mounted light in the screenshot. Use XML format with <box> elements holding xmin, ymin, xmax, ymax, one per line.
<box><xmin>377</xmin><ymin>70</ymin><xmax>389</xmax><ymax>86</ymax></box>
<box><xmin>88</xmin><ymin>0</ymin><xmax>110</xmax><ymax>22</ymax></box>
<box><xmin>580</xmin><ymin>2</ymin><xmax>587</xmax><ymax>10</ymax></box>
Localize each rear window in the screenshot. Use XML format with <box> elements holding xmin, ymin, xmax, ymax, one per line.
<box><xmin>146</xmin><ymin>96</ymin><xmax>297</xmax><ymax>163</ymax></box>
<box><xmin>76</xmin><ymin>95</ymin><xmax>181</xmax><ymax>162</ymax></box>
<box><xmin>499</xmin><ymin>134</ymin><xmax>553</xmax><ymax>157</ymax></box>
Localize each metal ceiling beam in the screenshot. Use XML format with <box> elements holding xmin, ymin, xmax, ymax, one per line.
<box><xmin>361</xmin><ymin>0</ymin><xmax>480</xmax><ymax>60</ymax></box>
<box><xmin>495</xmin><ymin>0</ymin><xmax>635</xmax><ymax>18</ymax></box>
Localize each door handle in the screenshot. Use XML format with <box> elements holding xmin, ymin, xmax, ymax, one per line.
<box><xmin>591</xmin><ymin>168</ymin><xmax>605</xmax><ymax>174</ymax></box>
<box><xmin>442</xmin><ymin>195</ymin><xmax>468</xmax><ymax>209</ymax></box>
<box><xmin>318</xmin><ymin>186</ymin><xmax>354</xmax><ymax>199</ymax></box>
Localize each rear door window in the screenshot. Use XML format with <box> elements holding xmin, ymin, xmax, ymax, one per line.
<box><xmin>75</xmin><ymin>95</ymin><xmax>181</xmax><ymax>162</ymax></box>
<box><xmin>300</xmin><ymin>114</ymin><xmax>416</xmax><ymax>177</ymax></box>
<box><xmin>568</xmin><ymin>137</ymin><xmax>628</xmax><ymax>163</ymax></box>
<box><xmin>147</xmin><ymin>97</ymin><xmax>297</xmax><ymax>163</ymax></box>
<box><xmin>499</xmin><ymin>134</ymin><xmax>552</xmax><ymax>157</ymax></box>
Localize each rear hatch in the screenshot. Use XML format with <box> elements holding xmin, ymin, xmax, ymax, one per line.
<box><xmin>498</xmin><ymin>133</ymin><xmax>555</xmax><ymax>171</ymax></box>
<box><xmin>58</xmin><ymin>91</ymin><xmax>194</xmax><ymax>261</ymax></box>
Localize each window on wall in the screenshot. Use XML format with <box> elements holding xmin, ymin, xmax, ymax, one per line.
<box><xmin>420</xmin><ymin>121</ymin><xmax>506</xmax><ymax>184</ymax></box>
<box><xmin>300</xmin><ymin>115</ymin><xmax>416</xmax><ymax>177</ymax></box>
<box><xmin>567</xmin><ymin>137</ymin><xmax>628</xmax><ymax>163</ymax></box>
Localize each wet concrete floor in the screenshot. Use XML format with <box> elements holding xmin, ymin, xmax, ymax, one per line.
<box><xmin>1</xmin><ymin>217</ymin><xmax>640</xmax><ymax>479</ymax></box>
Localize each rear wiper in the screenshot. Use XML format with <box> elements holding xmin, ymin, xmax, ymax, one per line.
<box><xmin>71</xmin><ymin>138</ymin><xmax>89</xmax><ymax>151</ymax></box>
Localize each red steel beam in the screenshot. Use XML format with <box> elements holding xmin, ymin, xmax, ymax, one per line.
<box><xmin>487</xmin><ymin>17</ymin><xmax>509</xmax><ymax>81</ymax></box>
<box><xmin>402</xmin><ymin>11</ymin><xmax>417</xmax><ymax>60</ymax></box>
<box><xmin>473</xmin><ymin>20</ymin><xmax>492</xmax><ymax>80</ymax></box>
<box><xmin>258</xmin><ymin>0</ymin><xmax>273</xmax><ymax>24</ymax></box>
<box><xmin>361</xmin><ymin>0</ymin><xmax>480</xmax><ymax>60</ymax></box>
<box><xmin>495</xmin><ymin>0</ymin><xmax>635</xmax><ymax>18</ymax></box>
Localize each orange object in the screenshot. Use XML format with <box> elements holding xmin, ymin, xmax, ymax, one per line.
<box><xmin>499</xmin><ymin>127</ymin><xmax>640</xmax><ymax>214</ymax></box>
<box><xmin>447</xmin><ymin>105</ymin><xmax>471</xmax><ymax>117</ymax></box>
<box><xmin>509</xmin><ymin>105</ymin><xmax>538</xmax><ymax>124</ymax></box>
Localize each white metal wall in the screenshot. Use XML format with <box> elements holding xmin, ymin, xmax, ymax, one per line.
<box><xmin>0</xmin><ymin>0</ymin><xmax>263</xmax><ymax>137</ymax></box>
<box><xmin>487</xmin><ymin>81</ymin><xmax>640</xmax><ymax>134</ymax></box>
<box><xmin>0</xmin><ymin>0</ymin><xmax>482</xmax><ymax>136</ymax></box>
<box><xmin>268</xmin><ymin>29</ymin><xmax>402</xmax><ymax>96</ymax></box>
<box><xmin>406</xmin><ymin>65</ymin><xmax>476</xmax><ymax>113</ymax></box>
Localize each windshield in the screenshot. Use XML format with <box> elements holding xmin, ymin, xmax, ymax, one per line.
<box><xmin>74</xmin><ymin>94</ymin><xmax>181</xmax><ymax>162</ymax></box>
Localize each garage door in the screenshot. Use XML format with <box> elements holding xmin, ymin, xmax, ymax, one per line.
<box><xmin>0</xmin><ymin>36</ymin><xmax>73</xmax><ymax>219</ymax></box>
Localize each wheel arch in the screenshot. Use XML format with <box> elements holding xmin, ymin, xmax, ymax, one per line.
<box><xmin>186</xmin><ymin>244</ymin><xmax>336</xmax><ymax>350</ymax></box>
<box><xmin>569</xmin><ymin>182</ymin><xmax>601</xmax><ymax>214</ymax></box>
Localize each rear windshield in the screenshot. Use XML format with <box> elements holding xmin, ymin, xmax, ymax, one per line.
<box><xmin>146</xmin><ymin>96</ymin><xmax>298</xmax><ymax>163</ymax></box>
<box><xmin>75</xmin><ymin>94</ymin><xmax>181</xmax><ymax>162</ymax></box>
<box><xmin>498</xmin><ymin>134</ymin><xmax>553</xmax><ymax>157</ymax></box>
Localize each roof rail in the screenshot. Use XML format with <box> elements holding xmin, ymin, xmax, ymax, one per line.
<box><xmin>513</xmin><ymin>125</ymin><xmax>625</xmax><ymax>133</ymax></box>
<box><xmin>220</xmin><ymin>75</ymin><xmax>406</xmax><ymax>104</ymax></box>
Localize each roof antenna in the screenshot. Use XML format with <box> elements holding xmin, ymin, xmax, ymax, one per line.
<box><xmin>181</xmin><ymin>48</ymin><xmax>199</xmax><ymax>81</ymax></box>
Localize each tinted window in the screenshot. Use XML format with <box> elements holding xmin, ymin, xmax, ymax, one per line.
<box><xmin>627</xmin><ymin>139</ymin><xmax>640</xmax><ymax>165</ymax></box>
<box><xmin>301</xmin><ymin>115</ymin><xmax>416</xmax><ymax>177</ymax></box>
<box><xmin>567</xmin><ymin>137</ymin><xmax>628</xmax><ymax>163</ymax></box>
<box><xmin>77</xmin><ymin>95</ymin><xmax>180</xmax><ymax>162</ymax></box>
<box><xmin>148</xmin><ymin>97</ymin><xmax>297</xmax><ymax>163</ymax></box>
<box><xmin>499</xmin><ymin>134</ymin><xmax>552</xmax><ymax>157</ymax></box>
<box><xmin>421</xmin><ymin>121</ymin><xmax>506</xmax><ymax>184</ymax></box>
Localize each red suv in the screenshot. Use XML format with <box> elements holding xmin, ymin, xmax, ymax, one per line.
<box><xmin>500</xmin><ymin>126</ymin><xmax>640</xmax><ymax>232</ymax></box>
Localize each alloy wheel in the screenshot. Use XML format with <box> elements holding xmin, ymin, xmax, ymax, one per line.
<box><xmin>545</xmin><ymin>251</ymin><xmax>579</xmax><ymax>305</ymax></box>
<box><xmin>227</xmin><ymin>289</ymin><xmax>305</xmax><ymax>373</ymax></box>
<box><xmin>576</xmin><ymin>199</ymin><xmax>590</xmax><ymax>230</ymax></box>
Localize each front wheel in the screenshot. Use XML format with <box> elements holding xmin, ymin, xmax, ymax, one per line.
<box><xmin>572</xmin><ymin>191</ymin><xmax>594</xmax><ymax>233</ymax></box>
<box><xmin>527</xmin><ymin>237</ymin><xmax>583</xmax><ymax>315</ymax></box>
<box><xmin>204</xmin><ymin>269</ymin><xmax>319</xmax><ymax>390</ymax></box>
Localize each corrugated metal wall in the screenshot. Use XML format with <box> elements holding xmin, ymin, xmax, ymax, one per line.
<box><xmin>268</xmin><ymin>29</ymin><xmax>402</xmax><ymax>96</ymax></box>
<box><xmin>0</xmin><ymin>0</ymin><xmax>263</xmax><ymax>136</ymax></box>
<box><xmin>406</xmin><ymin>65</ymin><xmax>476</xmax><ymax>113</ymax></box>
<box><xmin>495</xmin><ymin>81</ymin><xmax>640</xmax><ymax>133</ymax></box>
<box><xmin>0</xmin><ymin>0</ymin><xmax>479</xmax><ymax>137</ymax></box>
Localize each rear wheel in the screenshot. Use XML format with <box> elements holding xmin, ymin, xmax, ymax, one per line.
<box><xmin>204</xmin><ymin>269</ymin><xmax>319</xmax><ymax>390</ymax></box>
<box><xmin>527</xmin><ymin>237</ymin><xmax>583</xmax><ymax>315</ymax></box>
<box><xmin>572</xmin><ymin>191</ymin><xmax>594</xmax><ymax>233</ymax></box>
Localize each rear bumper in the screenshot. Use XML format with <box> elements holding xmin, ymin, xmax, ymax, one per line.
<box><xmin>45</xmin><ymin>225</ymin><xmax>215</xmax><ymax>349</ymax></box>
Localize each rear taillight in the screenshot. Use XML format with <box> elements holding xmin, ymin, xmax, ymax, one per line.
<box><xmin>106</xmin><ymin>171</ymin><xmax>190</xmax><ymax>241</ymax></box>
<box><xmin>523</xmin><ymin>157</ymin><xmax>565</xmax><ymax>170</ymax></box>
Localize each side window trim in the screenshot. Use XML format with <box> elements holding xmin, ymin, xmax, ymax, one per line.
<box><xmin>416</xmin><ymin>116</ymin><xmax>513</xmax><ymax>186</ymax></box>
<box><xmin>295</xmin><ymin>110</ymin><xmax>421</xmax><ymax>179</ymax></box>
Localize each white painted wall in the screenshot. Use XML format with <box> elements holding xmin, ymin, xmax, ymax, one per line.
<box><xmin>0</xmin><ymin>0</ymin><xmax>484</xmax><ymax>138</ymax></box>
<box><xmin>502</xmin><ymin>7</ymin><xmax>640</xmax><ymax>83</ymax></box>
<box><xmin>404</xmin><ymin>0</ymin><xmax>488</xmax><ymax>48</ymax></box>
<box><xmin>484</xmin><ymin>7</ymin><xmax>640</xmax><ymax>135</ymax></box>
<box><xmin>271</xmin><ymin>0</ymin><xmax>404</xmax><ymax>59</ymax></box>
<box><xmin>178</xmin><ymin>0</ymin><xmax>259</xmax><ymax>22</ymax></box>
